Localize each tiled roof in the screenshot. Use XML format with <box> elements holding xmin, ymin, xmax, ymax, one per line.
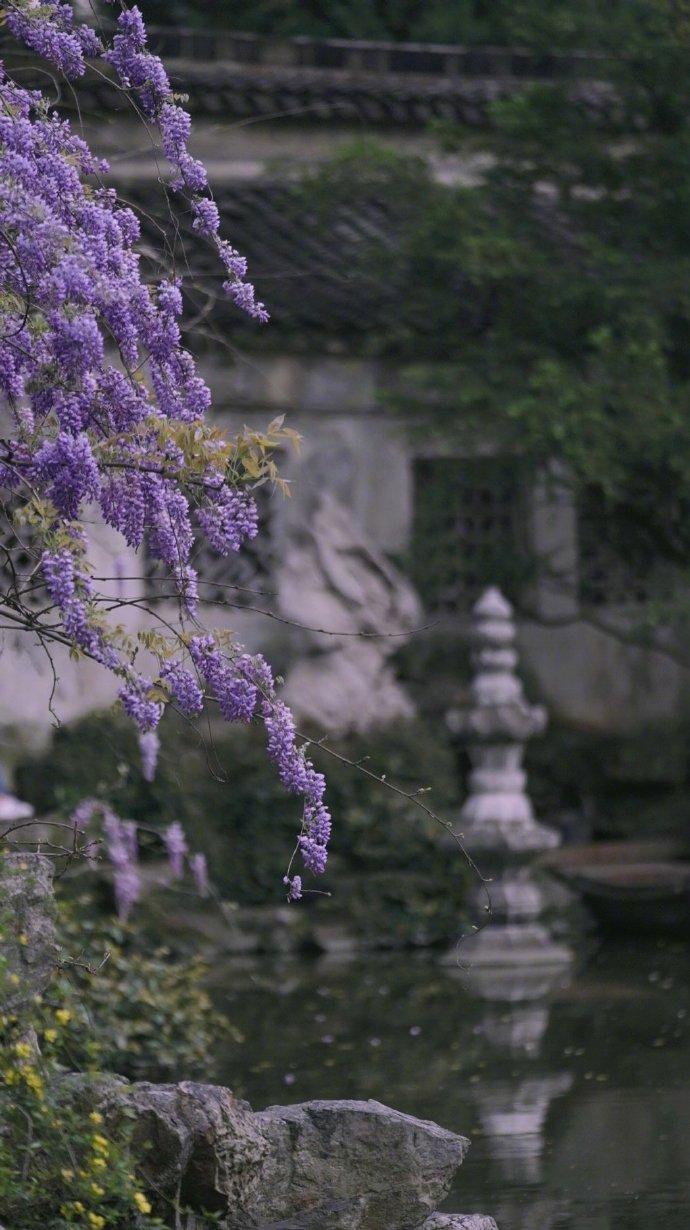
<box><xmin>0</xmin><ymin>28</ymin><xmax>609</xmax><ymax>129</ymax></box>
<box><xmin>137</xmin><ymin>31</ymin><xmax>608</xmax><ymax>127</ymax></box>
<box><xmin>133</xmin><ymin>182</ymin><xmax>405</xmax><ymax>339</ymax></box>
<box><xmin>145</xmin><ymin>28</ymin><xmax>603</xmax><ymax>81</ymax></box>
<box><xmin>160</xmin><ymin>60</ymin><xmax>516</xmax><ymax>127</ymax></box>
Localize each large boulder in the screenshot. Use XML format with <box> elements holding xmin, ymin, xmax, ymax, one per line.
<box><xmin>254</xmin><ymin>1099</ymin><xmax>469</xmax><ymax>1229</ymax></box>
<box><xmin>96</xmin><ymin>1080</ymin><xmax>269</xmax><ymax>1220</ymax></box>
<box><xmin>94</xmin><ymin>1081</ymin><xmax>470</xmax><ymax>1230</ymax></box>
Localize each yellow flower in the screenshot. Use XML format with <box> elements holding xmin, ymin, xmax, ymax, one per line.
<box><xmin>89</xmin><ymin>1183</ymin><xmax>105</xmax><ymax>1197</ymax></box>
<box><xmin>87</xmin><ymin>1214</ymin><xmax>105</xmax><ymax>1229</ymax></box>
<box><xmin>91</xmin><ymin>1156</ymin><xmax>107</xmax><ymax>1170</ymax></box>
<box><xmin>44</xmin><ymin>1028</ymin><xmax>58</xmax><ymax>1043</ymax></box>
<box><xmin>73</xmin><ymin>1201</ymin><xmax>85</xmax><ymax>1214</ymax></box>
<box><xmin>14</xmin><ymin>1040</ymin><xmax>32</xmax><ymax>1058</ymax></box>
<box><xmin>55</xmin><ymin>1008</ymin><xmax>72</xmax><ymax>1026</ymax></box>
<box><xmin>23</xmin><ymin>1068</ymin><xmax>44</xmax><ymax>1097</ymax></box>
<box><xmin>133</xmin><ymin>1192</ymin><xmax>152</xmax><ymax>1214</ymax></box>
<box><xmin>8</xmin><ymin>973</ymin><xmax>20</xmax><ymax>986</ymax></box>
<box><xmin>18</xmin><ymin>931</ymin><xmax>28</xmax><ymax>946</ymax></box>
<box><xmin>60</xmin><ymin>1167</ymin><xmax>75</xmax><ymax>1181</ymax></box>
<box><xmin>92</xmin><ymin>1133</ymin><xmax>109</xmax><ymax>1154</ymax></box>
<box><xmin>88</xmin><ymin>1110</ymin><xmax>103</xmax><ymax>1124</ymax></box>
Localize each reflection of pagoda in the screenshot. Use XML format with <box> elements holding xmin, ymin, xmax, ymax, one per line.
<box><xmin>445</xmin><ymin>587</ymin><xmax>572</xmax><ymax>972</ymax></box>
<box><xmin>475</xmin><ymin>1074</ymin><xmax>573</xmax><ymax>1183</ymax></box>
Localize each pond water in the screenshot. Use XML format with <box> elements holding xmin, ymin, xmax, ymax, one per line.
<box><xmin>209</xmin><ymin>936</ymin><xmax>690</xmax><ymax>1230</ymax></box>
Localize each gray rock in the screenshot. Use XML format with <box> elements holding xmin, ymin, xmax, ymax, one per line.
<box><xmin>257</xmin><ymin>1203</ymin><xmax>366</xmax><ymax>1230</ymax></box>
<box><xmin>97</xmin><ymin>1080</ymin><xmax>269</xmax><ymax>1221</ymax></box>
<box><xmin>96</xmin><ymin>1082</ymin><xmax>469</xmax><ymax>1230</ymax></box>
<box><xmin>420</xmin><ymin>1216</ymin><xmax>499</xmax><ymax>1230</ymax></box>
<box><xmin>0</xmin><ymin>853</ymin><xmax>56</xmax><ymax>1012</ymax></box>
<box><xmin>253</xmin><ymin>1099</ymin><xmax>469</xmax><ymax>1230</ymax></box>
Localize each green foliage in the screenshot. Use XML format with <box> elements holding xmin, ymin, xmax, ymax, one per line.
<box><xmin>136</xmin><ymin>0</ymin><xmax>518</xmax><ymax>43</ymax></box>
<box><xmin>0</xmin><ymin>875</ymin><xmax>234</xmax><ymax>1226</ymax></box>
<box><xmin>136</xmin><ymin>0</ymin><xmax>690</xmax><ymax>48</ymax></box>
<box><xmin>525</xmin><ymin>716</ymin><xmax>690</xmax><ymax>842</ymax></box>
<box><xmin>290</xmin><ymin>2</ymin><xmax>690</xmax><ymax>591</ymax></box>
<box><xmin>49</xmin><ymin>899</ymin><xmax>234</xmax><ymax>1081</ymax></box>
<box><xmin>16</xmin><ymin>712</ymin><xmax>311</xmax><ymax>905</ymax></box>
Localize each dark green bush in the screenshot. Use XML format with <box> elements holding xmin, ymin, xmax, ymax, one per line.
<box><xmin>16</xmin><ymin>711</ymin><xmax>470</xmax><ymax>940</ymax></box>
<box><xmin>48</xmin><ymin>896</ymin><xmax>236</xmax><ymax>1081</ymax></box>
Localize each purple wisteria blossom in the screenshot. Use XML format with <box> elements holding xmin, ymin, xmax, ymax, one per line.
<box><xmin>119</xmin><ymin>678</ymin><xmax>163</xmax><ymax>734</ymax></box>
<box><xmin>103</xmin><ymin>809</ymin><xmax>140</xmax><ymax>920</ymax></box>
<box><xmin>284</xmin><ymin>874</ymin><xmax>303</xmax><ymax>902</ymax></box>
<box><xmin>70</xmin><ymin>798</ymin><xmax>212</xmax><ymax>914</ymax></box>
<box><xmin>0</xmin><ymin>1</ymin><xmax>331</xmax><ymax>896</ymax></box>
<box><xmin>197</xmin><ymin>487</ymin><xmax>259</xmax><ymax>556</ymax></box>
<box><xmin>189</xmin><ymin>851</ymin><xmax>210</xmax><ymax>897</ymax></box>
<box><xmin>159</xmin><ymin>662</ymin><xmax>205</xmax><ymax>718</ymax></box>
<box><xmin>163</xmin><ymin>821</ymin><xmax>188</xmax><ymax>879</ymax></box>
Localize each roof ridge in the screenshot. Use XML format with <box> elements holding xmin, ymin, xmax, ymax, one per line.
<box><xmin>145</xmin><ymin>26</ymin><xmax>609</xmax><ymax>81</ymax></box>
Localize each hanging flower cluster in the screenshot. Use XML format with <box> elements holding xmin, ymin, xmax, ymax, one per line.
<box><xmin>71</xmin><ymin>798</ymin><xmax>209</xmax><ymax>920</ymax></box>
<box><xmin>0</xmin><ymin>2</ymin><xmax>329</xmax><ymax>898</ymax></box>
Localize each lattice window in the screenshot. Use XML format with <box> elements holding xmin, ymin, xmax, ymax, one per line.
<box><xmin>144</xmin><ymin>483</ymin><xmax>279</xmax><ymax>608</ymax></box>
<box><xmin>409</xmin><ymin>457</ymin><xmax>531</xmax><ymax>612</ymax></box>
<box><xmin>0</xmin><ymin>497</ymin><xmax>47</xmax><ymax>612</ymax></box>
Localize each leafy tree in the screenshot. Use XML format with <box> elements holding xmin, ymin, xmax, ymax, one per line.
<box><xmin>440</xmin><ymin>0</ymin><xmax>690</xmax><ymax>589</ymax></box>
<box><xmin>294</xmin><ymin>2</ymin><xmax>690</xmax><ymax>603</ymax></box>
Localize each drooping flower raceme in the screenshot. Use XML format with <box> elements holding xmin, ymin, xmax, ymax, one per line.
<box><xmin>72</xmin><ymin>800</ymin><xmax>210</xmax><ymax>917</ymax></box>
<box><xmin>0</xmin><ymin>2</ymin><xmax>330</xmax><ymax>896</ymax></box>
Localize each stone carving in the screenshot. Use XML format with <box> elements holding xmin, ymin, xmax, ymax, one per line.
<box><xmin>279</xmin><ymin>492</ymin><xmax>421</xmax><ymax>733</ymax></box>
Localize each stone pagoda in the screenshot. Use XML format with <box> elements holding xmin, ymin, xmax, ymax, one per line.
<box><xmin>446</xmin><ymin>587</ymin><xmax>571</xmax><ymax>971</ymax></box>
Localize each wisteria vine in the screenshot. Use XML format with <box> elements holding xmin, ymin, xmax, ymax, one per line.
<box><xmin>0</xmin><ymin>0</ymin><xmax>328</xmax><ymax>899</ymax></box>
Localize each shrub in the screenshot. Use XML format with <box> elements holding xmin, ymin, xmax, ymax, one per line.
<box><xmin>0</xmin><ymin>917</ymin><xmax>163</xmax><ymax>1227</ymax></box>
<box><xmin>48</xmin><ymin>896</ymin><xmax>236</xmax><ymax>1082</ymax></box>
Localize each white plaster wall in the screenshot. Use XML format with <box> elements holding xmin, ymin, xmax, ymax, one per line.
<box><xmin>0</xmin><ymin>513</ymin><xmax>142</xmax><ymax>759</ymax></box>
<box><xmin>517</xmin><ymin>619</ymin><xmax>690</xmax><ymax>733</ymax></box>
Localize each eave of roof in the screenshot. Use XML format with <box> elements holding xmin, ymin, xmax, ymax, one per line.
<box><xmin>0</xmin><ymin>27</ymin><xmax>611</xmax><ymax>128</ymax></box>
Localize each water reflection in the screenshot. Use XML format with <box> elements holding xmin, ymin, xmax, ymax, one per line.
<box><xmin>209</xmin><ymin>939</ymin><xmax>690</xmax><ymax>1230</ymax></box>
